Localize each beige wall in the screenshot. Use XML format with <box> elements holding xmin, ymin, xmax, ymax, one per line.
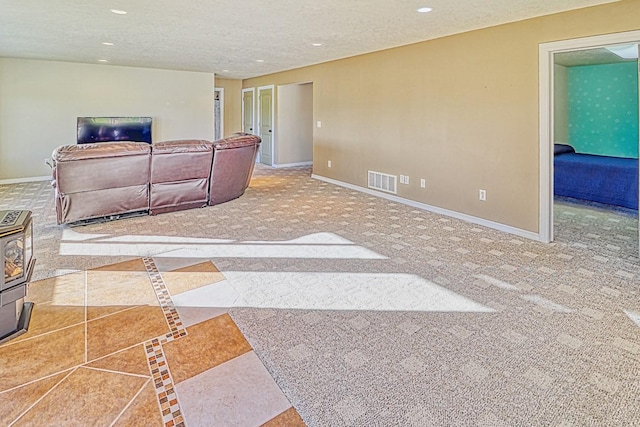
<box><xmin>276</xmin><ymin>83</ymin><xmax>313</xmax><ymax>165</ymax></box>
<box><xmin>554</xmin><ymin>64</ymin><xmax>569</xmax><ymax>145</ymax></box>
<box><xmin>0</xmin><ymin>58</ymin><xmax>214</xmax><ymax>181</ymax></box>
<box><xmin>244</xmin><ymin>0</ymin><xmax>640</xmax><ymax>233</ymax></box>
<box><xmin>215</xmin><ymin>78</ymin><xmax>242</xmax><ymax>137</ymax></box>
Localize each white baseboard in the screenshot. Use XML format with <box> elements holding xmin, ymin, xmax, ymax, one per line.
<box><xmin>311</xmin><ymin>174</ymin><xmax>542</xmax><ymax>242</ymax></box>
<box><xmin>0</xmin><ymin>175</ymin><xmax>50</xmax><ymax>185</ymax></box>
<box><xmin>273</xmin><ymin>161</ymin><xmax>313</xmax><ymax>168</ymax></box>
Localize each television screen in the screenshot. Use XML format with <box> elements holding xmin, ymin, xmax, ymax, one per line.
<box><xmin>77</xmin><ymin>117</ymin><xmax>152</xmax><ymax>144</ymax></box>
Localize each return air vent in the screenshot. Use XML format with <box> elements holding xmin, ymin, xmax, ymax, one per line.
<box><xmin>368</xmin><ymin>170</ymin><xmax>397</xmax><ymax>194</ymax></box>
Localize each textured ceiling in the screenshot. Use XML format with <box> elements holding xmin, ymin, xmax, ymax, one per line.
<box><xmin>0</xmin><ymin>0</ymin><xmax>621</xmax><ymax>79</ymax></box>
<box><xmin>555</xmin><ymin>46</ymin><xmax>638</xmax><ymax>67</ymax></box>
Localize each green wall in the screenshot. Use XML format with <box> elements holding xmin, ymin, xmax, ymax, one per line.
<box><xmin>568</xmin><ymin>61</ymin><xmax>638</xmax><ymax>158</ymax></box>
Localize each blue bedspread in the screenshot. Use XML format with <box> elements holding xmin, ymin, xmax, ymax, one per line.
<box><xmin>554</xmin><ymin>151</ymin><xmax>638</xmax><ymax>210</ymax></box>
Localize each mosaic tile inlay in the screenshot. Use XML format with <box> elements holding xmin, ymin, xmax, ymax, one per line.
<box><xmin>143</xmin><ymin>257</ymin><xmax>188</xmax><ymax>342</ymax></box>
<box><xmin>142</xmin><ymin>256</ymin><xmax>188</xmax><ymax>427</ymax></box>
<box><xmin>145</xmin><ymin>337</ymin><xmax>184</xmax><ymax>427</ymax></box>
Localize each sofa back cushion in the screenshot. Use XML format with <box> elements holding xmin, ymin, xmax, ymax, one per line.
<box><xmin>150</xmin><ymin>140</ymin><xmax>213</xmax><ymax>183</ymax></box>
<box><xmin>52</xmin><ymin>142</ymin><xmax>151</xmax><ymax>194</ymax></box>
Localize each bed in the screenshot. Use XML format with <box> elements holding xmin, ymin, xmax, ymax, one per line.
<box><xmin>553</xmin><ymin>144</ymin><xmax>638</xmax><ymax>210</ymax></box>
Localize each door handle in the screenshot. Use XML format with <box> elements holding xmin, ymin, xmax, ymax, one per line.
<box><xmin>269</xmin><ymin>130</ymin><xmax>272</xmax><ymax>133</ymax></box>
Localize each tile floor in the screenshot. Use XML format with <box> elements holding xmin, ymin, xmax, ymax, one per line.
<box><xmin>0</xmin><ymin>257</ymin><xmax>305</xmax><ymax>426</ymax></box>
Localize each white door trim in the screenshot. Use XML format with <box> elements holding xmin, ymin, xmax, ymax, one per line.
<box><xmin>214</xmin><ymin>87</ymin><xmax>224</xmax><ymax>140</ymax></box>
<box><xmin>242</xmin><ymin>87</ymin><xmax>255</xmax><ymax>134</ymax></box>
<box><xmin>538</xmin><ymin>30</ymin><xmax>640</xmax><ymax>243</ymax></box>
<box><xmin>257</xmin><ymin>84</ymin><xmax>275</xmax><ymax>166</ymax></box>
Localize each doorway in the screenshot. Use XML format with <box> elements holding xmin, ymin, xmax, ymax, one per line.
<box><xmin>539</xmin><ymin>31</ymin><xmax>640</xmax><ymax>256</ymax></box>
<box><xmin>275</xmin><ymin>82</ymin><xmax>313</xmax><ymax>168</ymax></box>
<box><xmin>257</xmin><ymin>85</ymin><xmax>274</xmax><ymax>166</ymax></box>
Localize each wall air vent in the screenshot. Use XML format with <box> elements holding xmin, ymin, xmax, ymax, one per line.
<box><xmin>368</xmin><ymin>170</ymin><xmax>397</xmax><ymax>194</ymax></box>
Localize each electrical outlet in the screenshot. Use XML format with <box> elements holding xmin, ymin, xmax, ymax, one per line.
<box><xmin>400</xmin><ymin>174</ymin><xmax>406</xmax><ymax>184</ymax></box>
<box><xmin>317</xmin><ymin>120</ymin><xmax>322</xmax><ymax>128</ymax></box>
<box><xmin>420</xmin><ymin>178</ymin><xmax>426</xmax><ymax>188</ymax></box>
<box><xmin>327</xmin><ymin>160</ymin><xmax>332</xmax><ymax>168</ymax></box>
<box><xmin>405</xmin><ymin>176</ymin><xmax>410</xmax><ymax>185</ymax></box>
<box><xmin>479</xmin><ymin>189</ymin><xmax>487</xmax><ymax>201</ymax></box>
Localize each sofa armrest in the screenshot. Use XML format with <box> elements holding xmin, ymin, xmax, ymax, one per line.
<box><xmin>209</xmin><ymin>134</ymin><xmax>261</xmax><ymax>205</ymax></box>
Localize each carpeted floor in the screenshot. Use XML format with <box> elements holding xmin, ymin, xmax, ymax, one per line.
<box><xmin>1</xmin><ymin>165</ymin><xmax>639</xmax><ymax>426</ymax></box>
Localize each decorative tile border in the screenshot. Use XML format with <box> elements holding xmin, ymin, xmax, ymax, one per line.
<box><xmin>142</xmin><ymin>257</ymin><xmax>187</xmax><ymax>342</ymax></box>
<box><xmin>145</xmin><ymin>337</ymin><xmax>185</xmax><ymax>427</ymax></box>
<box><xmin>142</xmin><ymin>257</ymin><xmax>188</xmax><ymax>427</ymax></box>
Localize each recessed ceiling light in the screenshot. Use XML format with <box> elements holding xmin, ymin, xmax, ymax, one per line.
<box><xmin>312</xmin><ymin>43</ymin><xmax>322</xmax><ymax>47</ymax></box>
<box><xmin>98</xmin><ymin>59</ymin><xmax>109</xmax><ymax>63</ymax></box>
<box><xmin>222</xmin><ymin>69</ymin><xmax>230</xmax><ymax>73</ymax></box>
<box><xmin>256</xmin><ymin>59</ymin><xmax>265</xmax><ymax>63</ymax></box>
<box><xmin>417</xmin><ymin>7</ymin><xmax>433</xmax><ymax>13</ymax></box>
<box><xmin>102</xmin><ymin>42</ymin><xmax>114</xmax><ymax>46</ymax></box>
<box><xmin>110</xmin><ymin>9</ymin><xmax>127</xmax><ymax>15</ymax></box>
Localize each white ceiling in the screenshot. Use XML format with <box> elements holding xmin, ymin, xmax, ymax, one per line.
<box><xmin>0</xmin><ymin>0</ymin><xmax>620</xmax><ymax>79</ymax></box>
<box><xmin>555</xmin><ymin>46</ymin><xmax>638</xmax><ymax>67</ymax></box>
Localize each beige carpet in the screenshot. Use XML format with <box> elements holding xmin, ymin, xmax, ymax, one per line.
<box><xmin>1</xmin><ymin>165</ymin><xmax>639</xmax><ymax>426</ymax></box>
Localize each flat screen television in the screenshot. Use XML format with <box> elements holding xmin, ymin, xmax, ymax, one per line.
<box><xmin>77</xmin><ymin>117</ymin><xmax>152</xmax><ymax>144</ymax></box>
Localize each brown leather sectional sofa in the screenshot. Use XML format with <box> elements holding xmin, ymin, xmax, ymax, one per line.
<box><xmin>50</xmin><ymin>133</ymin><xmax>261</xmax><ymax>225</ymax></box>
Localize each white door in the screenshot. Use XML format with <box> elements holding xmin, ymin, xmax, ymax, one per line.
<box><xmin>258</xmin><ymin>86</ymin><xmax>274</xmax><ymax>166</ymax></box>
<box><xmin>242</xmin><ymin>88</ymin><xmax>255</xmax><ymax>135</ymax></box>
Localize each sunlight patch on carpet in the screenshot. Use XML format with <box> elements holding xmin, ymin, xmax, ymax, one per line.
<box><xmin>221</xmin><ymin>271</ymin><xmax>494</xmax><ymax>313</ymax></box>
<box><xmin>624</xmin><ymin>310</ymin><xmax>640</xmax><ymax>327</ymax></box>
<box><xmin>59</xmin><ymin>232</ymin><xmax>387</xmax><ymax>260</ymax></box>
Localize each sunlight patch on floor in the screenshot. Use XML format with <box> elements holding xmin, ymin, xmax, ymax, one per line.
<box><xmin>216</xmin><ymin>271</ymin><xmax>494</xmax><ymax>313</ymax></box>
<box><xmin>59</xmin><ymin>231</ymin><xmax>387</xmax><ymax>260</ymax></box>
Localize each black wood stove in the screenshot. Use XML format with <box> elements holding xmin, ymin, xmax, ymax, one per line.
<box><xmin>0</xmin><ymin>210</ymin><xmax>35</xmax><ymax>344</ymax></box>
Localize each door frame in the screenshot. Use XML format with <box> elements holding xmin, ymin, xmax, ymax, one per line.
<box><xmin>538</xmin><ymin>30</ymin><xmax>640</xmax><ymax>243</ymax></box>
<box><xmin>257</xmin><ymin>84</ymin><xmax>275</xmax><ymax>166</ymax></box>
<box><xmin>242</xmin><ymin>87</ymin><xmax>255</xmax><ymax>134</ymax></box>
<box><xmin>214</xmin><ymin>87</ymin><xmax>224</xmax><ymax>140</ymax></box>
